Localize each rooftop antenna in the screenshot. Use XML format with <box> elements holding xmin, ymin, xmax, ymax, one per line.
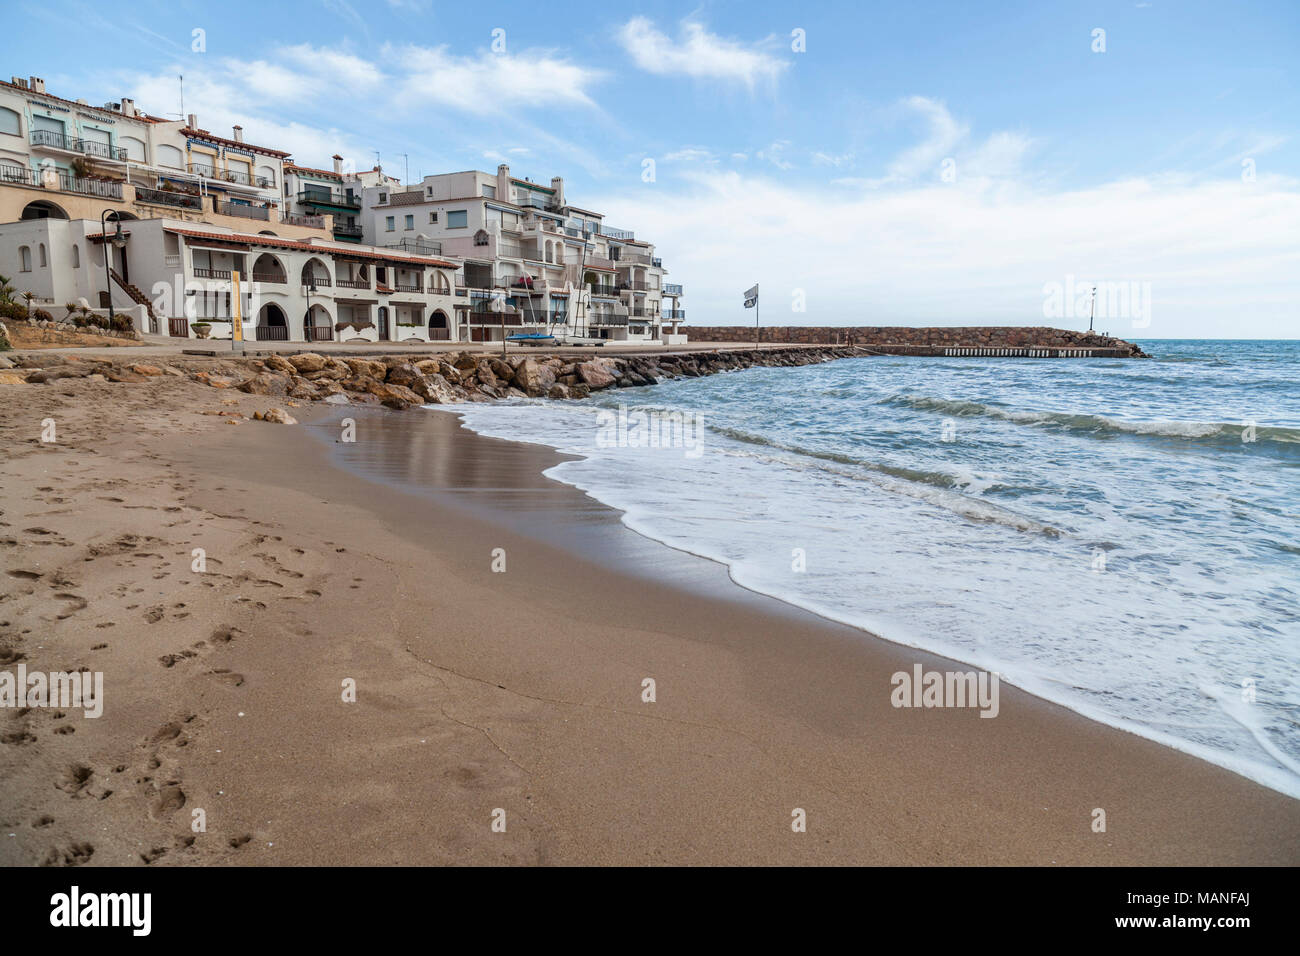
<box><xmin>373</xmin><ymin>150</ymin><xmax>381</xmax><ymax>173</ymax></box>
<box><xmin>398</xmin><ymin>152</ymin><xmax>409</xmax><ymax>186</ymax></box>
<box><xmin>178</xmin><ymin>74</ymin><xmax>184</xmax><ymax>121</ymax></box>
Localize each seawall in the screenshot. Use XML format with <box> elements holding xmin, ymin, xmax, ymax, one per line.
<box><xmin>686</xmin><ymin>325</ymin><xmax>1148</xmax><ymax>357</ymax></box>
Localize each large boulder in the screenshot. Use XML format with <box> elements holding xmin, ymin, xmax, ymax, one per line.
<box><xmin>577</xmin><ymin>361</ymin><xmax>615</xmax><ymax>389</ymax></box>
<box><xmin>264</xmin><ymin>354</ymin><xmax>296</xmax><ymax>374</ymax></box>
<box><xmin>238</xmin><ymin>371</ymin><xmax>290</xmax><ymax>396</ymax></box>
<box><xmin>512</xmin><ymin>358</ymin><xmax>556</xmax><ymax>396</ymax></box>
<box><xmin>262</xmin><ymin>407</ymin><xmax>299</xmax><ymax>425</ymax></box>
<box><xmin>367</xmin><ymin>382</ymin><xmax>423</xmax><ymax>409</ymax></box>
<box><xmin>345</xmin><ymin>358</ymin><xmax>387</xmax><ymax>380</ymax></box>
<box><xmin>385</xmin><ymin>363</ymin><xmax>424</xmax><ymax>389</ymax></box>
<box><xmin>288</xmin><ymin>352</ymin><xmax>327</xmax><ymax>373</ymax></box>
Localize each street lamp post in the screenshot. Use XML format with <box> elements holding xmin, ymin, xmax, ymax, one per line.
<box><xmin>100</xmin><ymin>209</ymin><xmax>126</xmax><ymax>328</ymax></box>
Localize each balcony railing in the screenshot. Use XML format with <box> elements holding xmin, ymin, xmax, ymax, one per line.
<box><xmin>589</xmin><ymin>284</ymin><xmax>620</xmax><ymax>297</ymax></box>
<box><xmin>600</xmin><ymin>226</ymin><xmax>634</xmax><ymax>240</ymax></box>
<box><xmin>386</xmin><ymin>238</ymin><xmax>443</xmax><ymax>257</ymax></box>
<box><xmin>56</xmin><ymin>173</ymin><xmax>123</xmax><ymax>199</ymax></box>
<box><xmin>457</xmin><ymin>274</ymin><xmax>498</xmax><ymax>290</ymax></box>
<box><xmin>305</xmin><ymin>325</ymin><xmax>334</xmax><ymax>342</ymax></box>
<box><xmin>190</xmin><ymin>163</ymin><xmax>271</xmax><ymax>188</ymax></box>
<box><xmin>393</xmin><ymin>282</ymin><xmax>423</xmax><ymax>293</ymax></box>
<box><xmin>217</xmin><ymin>201</ymin><xmax>270</xmax><ymax>221</ymax></box>
<box><xmin>589</xmin><ymin>313</ymin><xmax>629</xmax><ymax>326</ymax></box>
<box><xmin>193</xmin><ymin>267</ymin><xmax>233</xmax><ymax>279</ymax></box>
<box><xmin>302</xmin><ymin>274</ymin><xmax>332</xmax><ymax>288</ymax></box>
<box><xmin>255</xmin><ymin>325</ymin><xmax>290</xmax><ymax>341</ymax></box>
<box><xmin>281</xmin><ymin>213</ymin><xmax>326</xmax><ymax>228</ymax></box>
<box><xmin>620</xmin><ymin>280</ymin><xmax>649</xmax><ymax>292</ymax></box>
<box><xmin>336</xmin><ymin>277</ymin><xmax>371</xmax><ymax>289</ymax></box>
<box><xmin>135</xmin><ymin>186</ymin><xmax>202</xmax><ymax>209</ymax></box>
<box><xmin>620</xmin><ymin>252</ymin><xmax>653</xmax><ymax>265</ymax></box>
<box><xmin>1</xmin><ymin>165</ymin><xmax>40</xmax><ymax>186</ymax></box>
<box><xmin>663</xmin><ymin>283</ymin><xmax>683</xmax><ymax>296</ymax></box>
<box><xmin>252</xmin><ymin>271</ymin><xmax>287</xmax><ymax>284</ymax></box>
<box><xmin>333</xmin><ymin>222</ymin><xmax>364</xmax><ymax>238</ymax></box>
<box><xmin>30</xmin><ymin>129</ymin><xmax>127</xmax><ymax>160</ymax></box>
<box><xmin>662</xmin><ymin>309</ymin><xmax>686</xmax><ymax>320</ymax></box>
<box><xmin>298</xmin><ymin>189</ymin><xmax>360</xmax><ymax>208</ymax></box>
<box><xmin>510</xmin><ymin>276</ymin><xmax>542</xmax><ymax>291</ymax></box>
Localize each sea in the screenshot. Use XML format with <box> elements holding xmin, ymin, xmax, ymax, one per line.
<box><xmin>438</xmin><ymin>340</ymin><xmax>1300</xmax><ymax>798</ymax></box>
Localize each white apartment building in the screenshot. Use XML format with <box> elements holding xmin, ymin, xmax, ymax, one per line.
<box><xmin>359</xmin><ymin>164</ymin><xmax>685</xmax><ymax>343</ymax></box>
<box><xmin>0</xmin><ymin>75</ymin><xmax>330</xmax><ymax>240</ymax></box>
<box><xmin>282</xmin><ymin>156</ymin><xmax>400</xmax><ymax>245</ymax></box>
<box><xmin>0</xmin><ymin>215</ymin><xmax>461</xmax><ymax>344</ymax></box>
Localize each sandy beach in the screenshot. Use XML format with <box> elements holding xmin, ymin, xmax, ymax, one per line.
<box><xmin>2</xmin><ymin>367</ymin><xmax>1298</xmax><ymax>866</ymax></box>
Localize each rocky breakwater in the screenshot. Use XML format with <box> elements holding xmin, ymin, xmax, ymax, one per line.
<box><xmin>0</xmin><ymin>345</ymin><xmax>862</xmax><ymax>416</ymax></box>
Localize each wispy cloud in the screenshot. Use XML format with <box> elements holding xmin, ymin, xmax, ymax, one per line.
<box><xmin>390</xmin><ymin>44</ymin><xmax>602</xmax><ymax>110</ymax></box>
<box><xmin>617</xmin><ymin>17</ymin><xmax>788</xmax><ymax>89</ymax></box>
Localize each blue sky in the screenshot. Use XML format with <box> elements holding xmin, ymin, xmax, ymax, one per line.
<box><xmin>3</xmin><ymin>0</ymin><xmax>1297</xmax><ymax>337</ymax></box>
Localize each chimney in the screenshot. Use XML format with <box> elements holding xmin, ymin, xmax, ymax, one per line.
<box><xmin>550</xmin><ymin>176</ymin><xmax>565</xmax><ymax>208</ymax></box>
<box><xmin>121</xmin><ymin>97</ymin><xmax>135</xmax><ymax>117</ymax></box>
<box><xmin>497</xmin><ymin>163</ymin><xmax>510</xmax><ymax>200</ymax></box>
<box><xmin>10</xmin><ymin>77</ymin><xmax>27</xmax><ymax>89</ymax></box>
<box><xmin>232</xmin><ymin>125</ymin><xmax>243</xmax><ymax>142</ymax></box>
<box><xmin>29</xmin><ymin>76</ymin><xmax>45</xmax><ymax>94</ymax></box>
<box><xmin>332</xmin><ymin>154</ymin><xmax>343</xmax><ymax>175</ymax></box>
<box><xmin>186</xmin><ymin>113</ymin><xmax>197</xmax><ymax>129</ymax></box>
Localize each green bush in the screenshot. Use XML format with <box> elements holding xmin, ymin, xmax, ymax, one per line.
<box><xmin>0</xmin><ymin>300</ymin><xmax>26</xmax><ymax>322</ymax></box>
<box><xmin>110</xmin><ymin>314</ymin><xmax>133</xmax><ymax>333</ymax></box>
<box><xmin>33</xmin><ymin>308</ymin><xmax>54</xmax><ymax>322</ymax></box>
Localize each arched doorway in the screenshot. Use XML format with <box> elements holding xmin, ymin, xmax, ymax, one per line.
<box><xmin>377</xmin><ymin>306</ymin><xmax>389</xmax><ymax>341</ymax></box>
<box><xmin>428</xmin><ymin>309</ymin><xmax>450</xmax><ymax>341</ymax></box>
<box><xmin>21</xmin><ymin>200</ymin><xmax>68</xmax><ymax>220</ymax></box>
<box><xmin>301</xmin><ymin>258</ymin><xmax>330</xmax><ymax>289</ymax></box>
<box><xmin>303</xmin><ymin>304</ymin><xmax>332</xmax><ymax>343</ymax></box>
<box><xmin>256</xmin><ymin>302</ymin><xmax>288</xmax><ymax>341</ymax></box>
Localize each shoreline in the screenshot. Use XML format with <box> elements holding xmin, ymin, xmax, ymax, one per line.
<box><xmin>1</xmin><ymin>373</ymin><xmax>1297</xmax><ymax>865</ymax></box>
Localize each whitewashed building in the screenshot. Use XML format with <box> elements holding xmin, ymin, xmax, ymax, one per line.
<box><xmin>0</xmin><ymin>216</ymin><xmax>460</xmax><ymax>343</ymax></box>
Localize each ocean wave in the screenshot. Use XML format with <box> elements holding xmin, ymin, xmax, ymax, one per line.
<box><xmin>882</xmin><ymin>394</ymin><xmax>1300</xmax><ymax>445</ymax></box>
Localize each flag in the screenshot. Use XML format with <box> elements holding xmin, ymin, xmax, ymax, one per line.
<box><xmin>744</xmin><ymin>283</ymin><xmax>759</xmax><ymax>309</ymax></box>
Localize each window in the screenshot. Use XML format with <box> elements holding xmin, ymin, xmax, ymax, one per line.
<box><xmin>429</xmin><ymin>212</ymin><xmax>437</xmax><ymax>223</ymax></box>
<box><xmin>257</xmin><ymin>165</ymin><xmax>276</xmax><ymax>187</ymax></box>
<box><xmin>0</xmin><ymin>107</ymin><xmax>20</xmax><ymax>136</ymax></box>
<box><xmin>473</xmin><ymin>230</ymin><xmax>489</xmax><ymax>247</ymax></box>
<box><xmin>482</xmin><ymin>185</ymin><xmax>496</xmax><ymax>198</ymax></box>
<box><xmin>385</xmin><ymin>216</ymin><xmax>395</xmax><ymax>232</ymax></box>
<box><xmin>120</xmin><ymin>136</ymin><xmax>146</xmax><ymax>162</ymax></box>
<box><xmin>426</xmin><ymin>186</ymin><xmax>433</xmax><ymax>197</ymax></box>
<box><xmin>404</xmin><ymin>214</ymin><xmax>413</xmax><ymax>230</ymax></box>
<box><xmin>378</xmin><ymin>192</ymin><xmax>388</xmax><ymax>204</ymax></box>
<box><xmin>71</xmin><ymin>245</ymin><xmax>80</xmax><ymax>268</ymax></box>
<box><xmin>38</xmin><ymin>243</ymin><xmax>47</xmax><ymax>267</ymax></box>
<box><xmin>157</xmin><ymin>144</ymin><xmax>184</xmax><ymax>169</ymax></box>
<box><xmin>19</xmin><ymin>246</ymin><xmax>31</xmax><ymax>271</ymax></box>
<box><xmin>447</xmin><ymin>210</ymin><xmax>467</xmax><ymax>229</ymax></box>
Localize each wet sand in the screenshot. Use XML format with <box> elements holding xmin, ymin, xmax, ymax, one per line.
<box><xmin>2</xmin><ymin>375</ymin><xmax>1298</xmax><ymax>865</ymax></box>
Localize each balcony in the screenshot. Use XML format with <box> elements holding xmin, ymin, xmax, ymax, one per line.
<box><xmin>600</xmin><ymin>226</ymin><xmax>634</xmax><ymax>240</ymax></box>
<box><xmin>620</xmin><ymin>280</ymin><xmax>649</xmax><ymax>292</ymax></box>
<box><xmin>590</xmin><ymin>313</ymin><xmax>629</xmax><ymax>326</ymax></box>
<box><xmin>282</xmin><ymin>213</ymin><xmax>326</xmax><ymax>228</ymax></box>
<box><xmin>56</xmin><ymin>173</ymin><xmax>123</xmax><ymax>199</ymax></box>
<box><xmin>652</xmin><ymin>257</ymin><xmax>662</xmax><ymax>268</ymax></box>
<box><xmin>298</xmin><ymin>189</ymin><xmax>361</xmax><ymax>209</ymax></box>
<box><xmin>135</xmin><ymin>186</ymin><xmax>202</xmax><ymax>210</ymax></box>
<box><xmin>393</xmin><ymin>282</ymin><xmax>423</xmax><ymax>293</ymax></box>
<box><xmin>190</xmin><ymin>163</ymin><xmax>272</xmax><ymax>188</ymax></box>
<box><xmin>336</xmin><ymin>277</ymin><xmax>371</xmax><ymax>289</ymax></box>
<box><xmin>386</xmin><ymin>238</ymin><xmax>442</xmax><ymax>257</ymax></box>
<box><xmin>333</xmin><ymin>223</ymin><xmax>364</xmax><ymax>239</ymax></box>
<box><xmin>590</xmin><ymin>285</ymin><xmax>620</xmax><ymax>297</ymax></box>
<box><xmin>30</xmin><ymin>129</ymin><xmax>127</xmax><ymax>161</ymax></box>
<box><xmin>620</xmin><ymin>252</ymin><xmax>653</xmax><ymax>265</ymax></box>
<box><xmin>663</xmin><ymin>283</ymin><xmax>683</xmax><ymax>296</ymax></box>
<box><xmin>217</xmin><ymin>201</ymin><xmax>270</xmax><ymax>221</ymax></box>
<box><xmin>252</xmin><ymin>271</ymin><xmax>287</xmax><ymax>284</ymax></box>
<box><xmin>662</xmin><ymin>309</ymin><xmax>686</xmax><ymax>320</ymax></box>
<box><xmin>457</xmin><ymin>274</ymin><xmax>497</xmax><ymax>291</ymax></box>
<box><xmin>193</xmin><ymin>267</ymin><xmax>233</xmax><ymax>279</ymax></box>
<box><xmin>510</xmin><ymin>276</ymin><xmax>543</xmax><ymax>292</ymax></box>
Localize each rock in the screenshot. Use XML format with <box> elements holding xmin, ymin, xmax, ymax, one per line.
<box><xmin>475</xmin><ymin>361</ymin><xmax>499</xmax><ymax>388</ymax></box>
<box><xmin>289</xmin><ymin>380</ymin><xmax>319</xmax><ymax>400</ymax></box>
<box><xmin>131</xmin><ymin>364</ymin><xmax>164</xmax><ymax>377</ymax></box>
<box><xmin>489</xmin><ymin>358</ymin><xmax>513</xmax><ymax>381</ymax></box>
<box><xmin>304</xmin><ymin>367</ymin><xmax>347</xmax><ymax>381</ymax></box>
<box><xmin>0</xmin><ymin>370</ymin><xmax>28</xmax><ymax>385</ymax></box>
<box><xmin>344</xmin><ymin>358</ymin><xmax>387</xmax><ymax>379</ymax></box>
<box><xmin>264</xmin><ymin>354</ymin><xmax>296</xmax><ymax>374</ymax></box>
<box><xmin>0</xmin><ymin>355</ymin><xmax>14</xmax><ymax>369</ymax></box>
<box><xmin>453</xmin><ymin>353</ymin><xmax>479</xmax><ymax>372</ymax></box>
<box><xmin>237</xmin><ymin>371</ymin><xmax>290</xmax><ymax>396</ymax></box>
<box><xmin>546</xmin><ymin>383</ymin><xmax>572</xmax><ymax>400</ymax></box>
<box><xmin>385</xmin><ymin>363</ymin><xmax>424</xmax><ymax>389</ymax></box>
<box><xmin>577</xmin><ymin>362</ymin><xmax>615</xmax><ymax>389</ymax></box>
<box><xmin>262</xmin><ymin>407</ymin><xmax>298</xmax><ymax>424</ymax></box>
<box><xmin>512</xmin><ymin>358</ymin><xmax>557</xmax><ymax>396</ymax></box>
<box><xmin>102</xmin><ymin>367</ymin><xmax>147</xmax><ymax>383</ymax></box>
<box><xmin>414</xmin><ymin>359</ymin><xmax>442</xmax><ymax>375</ymax></box>
<box><xmin>367</xmin><ymin>382</ymin><xmax>423</xmax><ymax>409</ymax></box>
<box><xmin>315</xmin><ymin>380</ymin><xmax>345</xmax><ymax>397</ymax></box>
<box><xmin>323</xmin><ymin>393</ymin><xmax>350</xmax><ymax>405</ymax></box>
<box><xmin>287</xmin><ymin>352</ymin><xmax>326</xmax><ymax>373</ymax></box>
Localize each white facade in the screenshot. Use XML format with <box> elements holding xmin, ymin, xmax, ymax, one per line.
<box><xmin>0</xmin><ymin>216</ymin><xmax>461</xmax><ymax>344</ymax></box>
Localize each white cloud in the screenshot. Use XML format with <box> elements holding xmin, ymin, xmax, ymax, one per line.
<box><xmin>589</xmin><ymin>169</ymin><xmax>1300</xmax><ymax>338</ymax></box>
<box><xmin>813</xmin><ymin>151</ymin><xmax>855</xmax><ymax>168</ymax></box>
<box><xmin>617</xmin><ymin>17</ymin><xmax>788</xmax><ymax>88</ymax></box>
<box><xmin>390</xmin><ymin>44</ymin><xmax>602</xmax><ymax>110</ymax></box>
<box><xmin>756</xmin><ymin>140</ymin><xmax>793</xmax><ymax>170</ymax></box>
<box><xmin>664</xmin><ymin>147</ymin><xmax>716</xmax><ymax>163</ymax></box>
